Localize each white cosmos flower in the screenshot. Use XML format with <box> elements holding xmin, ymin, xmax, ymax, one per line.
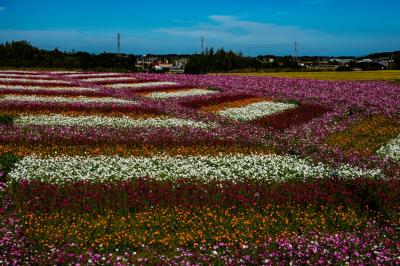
<box><xmin>377</xmin><ymin>134</ymin><xmax>400</xmax><ymax>161</ymax></box>
<box><xmin>218</xmin><ymin>101</ymin><xmax>297</xmax><ymax>121</ymax></box>
<box><xmin>15</xmin><ymin>114</ymin><xmax>213</xmax><ymax>129</ymax></box>
<box><xmin>0</xmin><ymin>70</ymin><xmax>42</xmax><ymax>73</ymax></box>
<box><xmin>0</xmin><ymin>85</ymin><xmax>96</xmax><ymax>92</ymax></box>
<box><xmin>48</xmin><ymin>71</ymin><xmax>78</xmax><ymax>74</ymax></box>
<box><xmin>146</xmin><ymin>89</ymin><xmax>217</xmax><ymax>99</ymax></box>
<box><xmin>0</xmin><ymin>95</ymin><xmax>135</xmax><ymax>104</ymax></box>
<box><xmin>65</xmin><ymin>73</ymin><xmax>122</xmax><ymax>77</ymax></box>
<box><xmin>80</xmin><ymin>77</ymin><xmax>137</xmax><ymax>82</ymax></box>
<box><xmin>0</xmin><ymin>78</ymin><xmax>71</xmax><ymax>83</ymax></box>
<box><xmin>0</xmin><ymin>74</ymin><xmax>50</xmax><ymax>78</ymax></box>
<box><xmin>106</xmin><ymin>81</ymin><xmax>178</xmax><ymax>89</ymax></box>
<box><xmin>9</xmin><ymin>154</ymin><xmax>381</xmax><ymax>184</ymax></box>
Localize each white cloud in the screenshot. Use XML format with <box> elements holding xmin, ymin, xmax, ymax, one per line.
<box><xmin>1</xmin><ymin>15</ymin><xmax>399</xmax><ymax>56</ymax></box>
<box><xmin>208</xmin><ymin>15</ymin><xmax>238</xmax><ymax>23</ymax></box>
<box><xmin>157</xmin><ymin>15</ymin><xmax>400</xmax><ymax>55</ymax></box>
<box><xmin>158</xmin><ymin>15</ymin><xmax>328</xmax><ymax>53</ymax></box>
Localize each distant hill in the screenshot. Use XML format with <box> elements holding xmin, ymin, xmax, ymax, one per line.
<box><xmin>365</xmin><ymin>51</ymin><xmax>400</xmax><ymax>59</ymax></box>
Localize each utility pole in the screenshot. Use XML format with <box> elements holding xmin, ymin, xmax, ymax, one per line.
<box><xmin>318</xmin><ymin>48</ymin><xmax>327</xmax><ymax>69</ymax></box>
<box><xmin>294</xmin><ymin>41</ymin><xmax>299</xmax><ymax>64</ymax></box>
<box><xmin>142</xmin><ymin>55</ymin><xmax>146</xmax><ymax>71</ymax></box>
<box><xmin>117</xmin><ymin>32</ymin><xmax>121</xmax><ymax>55</ymax></box>
<box><xmin>389</xmin><ymin>53</ymin><xmax>393</xmax><ymax>70</ymax></box>
<box><xmin>201</xmin><ymin>36</ymin><xmax>204</xmax><ymax>54</ymax></box>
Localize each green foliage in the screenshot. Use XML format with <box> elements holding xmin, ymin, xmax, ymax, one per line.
<box><xmin>185</xmin><ymin>48</ymin><xmax>261</xmax><ymax>74</ymax></box>
<box><xmin>0</xmin><ymin>114</ymin><xmax>15</xmax><ymax>125</ymax></box>
<box><xmin>283</xmin><ymin>99</ymin><xmax>301</xmax><ymax>105</ymax></box>
<box><xmin>394</xmin><ymin>54</ymin><xmax>400</xmax><ymax>70</ymax></box>
<box><xmin>0</xmin><ymin>41</ymin><xmax>138</xmax><ymax>71</ymax></box>
<box><xmin>207</xmin><ymin>87</ymin><xmax>222</xmax><ymax>92</ymax></box>
<box><xmin>0</xmin><ymin>153</ymin><xmax>20</xmax><ymax>180</ymax></box>
<box><xmin>184</xmin><ymin>48</ymin><xmax>302</xmax><ymax>74</ymax></box>
<box><xmin>336</xmin><ymin>66</ymin><xmax>352</xmax><ymax>71</ymax></box>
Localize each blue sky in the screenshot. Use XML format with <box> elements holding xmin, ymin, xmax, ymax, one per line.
<box><xmin>0</xmin><ymin>0</ymin><xmax>399</xmax><ymax>55</ymax></box>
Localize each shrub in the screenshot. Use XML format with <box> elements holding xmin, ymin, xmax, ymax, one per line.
<box><xmin>0</xmin><ymin>114</ymin><xmax>16</xmax><ymax>125</ymax></box>
<box><xmin>0</xmin><ymin>153</ymin><xmax>20</xmax><ymax>181</ymax></box>
<box><xmin>207</xmin><ymin>87</ymin><xmax>222</xmax><ymax>92</ymax></box>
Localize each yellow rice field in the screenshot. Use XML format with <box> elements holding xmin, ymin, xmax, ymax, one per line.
<box><xmin>219</xmin><ymin>70</ymin><xmax>400</xmax><ymax>81</ymax></box>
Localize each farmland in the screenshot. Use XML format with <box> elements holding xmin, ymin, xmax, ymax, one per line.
<box><xmin>1</xmin><ymin>70</ymin><xmax>400</xmax><ymax>264</ymax></box>
<box><xmin>222</xmin><ymin>70</ymin><xmax>400</xmax><ymax>81</ymax></box>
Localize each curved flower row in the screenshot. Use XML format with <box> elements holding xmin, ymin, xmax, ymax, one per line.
<box><xmin>15</xmin><ymin>114</ymin><xmax>214</xmax><ymax>129</ymax></box>
<box><xmin>218</xmin><ymin>101</ymin><xmax>297</xmax><ymax>121</ymax></box>
<box><xmin>377</xmin><ymin>134</ymin><xmax>400</xmax><ymax>161</ymax></box>
<box><xmin>0</xmin><ymin>77</ymin><xmax>71</xmax><ymax>83</ymax></box>
<box><xmin>106</xmin><ymin>81</ymin><xmax>177</xmax><ymax>88</ymax></box>
<box><xmin>0</xmin><ymin>70</ymin><xmax>47</xmax><ymax>74</ymax></box>
<box><xmin>0</xmin><ymin>99</ymin><xmax>162</xmax><ymax>115</ymax></box>
<box><xmin>0</xmin><ymin>73</ymin><xmax>50</xmax><ymax>78</ymax></box>
<box><xmin>254</xmin><ymin>103</ymin><xmax>330</xmax><ymax>130</ymax></box>
<box><xmin>200</xmin><ymin>97</ymin><xmax>267</xmax><ymax>112</ymax></box>
<box><xmin>6</xmin><ymin>225</ymin><xmax>400</xmax><ymax>265</ymax></box>
<box><xmin>326</xmin><ymin>115</ymin><xmax>400</xmax><ymax>155</ymax></box>
<box><xmin>0</xmin><ymin>85</ymin><xmax>96</xmax><ymax>92</ymax></box>
<box><xmin>0</xmin><ymin>143</ymin><xmax>271</xmax><ymax>158</ymax></box>
<box><xmin>80</xmin><ymin>77</ymin><xmax>137</xmax><ymax>83</ymax></box>
<box><xmin>0</xmin><ymin>95</ymin><xmax>136</xmax><ymax>104</ymax></box>
<box><xmin>48</xmin><ymin>71</ymin><xmax>78</xmax><ymax>74</ymax></box>
<box><xmin>146</xmin><ymin>88</ymin><xmax>218</xmax><ymax>99</ymax></box>
<box><xmin>63</xmin><ymin>72</ymin><xmax>124</xmax><ymax>78</ymax></box>
<box><xmin>9</xmin><ymin>154</ymin><xmax>381</xmax><ymax>184</ymax></box>
<box><xmin>180</xmin><ymin>91</ymin><xmax>254</xmax><ymax>108</ymax></box>
<box><xmin>0</xmin><ymin>125</ymin><xmax>264</xmax><ymax>148</ymax></box>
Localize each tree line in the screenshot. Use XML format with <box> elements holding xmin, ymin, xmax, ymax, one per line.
<box><xmin>0</xmin><ymin>41</ymin><xmax>137</xmax><ymax>72</ymax></box>
<box><xmin>184</xmin><ymin>48</ymin><xmax>300</xmax><ymax>74</ymax></box>
<box><xmin>1</xmin><ymin>41</ymin><xmax>399</xmax><ymax>73</ymax></box>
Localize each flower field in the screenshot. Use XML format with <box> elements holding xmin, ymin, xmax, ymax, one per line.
<box><xmin>223</xmin><ymin>70</ymin><xmax>400</xmax><ymax>81</ymax></box>
<box><xmin>1</xmin><ymin>70</ymin><xmax>400</xmax><ymax>265</ymax></box>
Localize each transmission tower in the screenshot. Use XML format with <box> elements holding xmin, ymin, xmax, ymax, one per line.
<box><xmin>294</xmin><ymin>41</ymin><xmax>299</xmax><ymax>63</ymax></box>
<box><xmin>201</xmin><ymin>36</ymin><xmax>204</xmax><ymax>54</ymax></box>
<box><xmin>117</xmin><ymin>32</ymin><xmax>121</xmax><ymax>54</ymax></box>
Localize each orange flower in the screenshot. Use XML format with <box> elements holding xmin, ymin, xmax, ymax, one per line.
<box><xmin>199</xmin><ymin>97</ymin><xmax>270</xmax><ymax>113</ymax></box>
<box><xmin>326</xmin><ymin>115</ymin><xmax>400</xmax><ymax>154</ymax></box>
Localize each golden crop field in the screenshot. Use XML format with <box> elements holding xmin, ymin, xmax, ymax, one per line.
<box><xmin>220</xmin><ymin>70</ymin><xmax>400</xmax><ymax>81</ymax></box>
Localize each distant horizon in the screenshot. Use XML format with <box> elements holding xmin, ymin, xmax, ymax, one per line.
<box><xmin>1</xmin><ymin>0</ymin><xmax>399</xmax><ymax>56</ymax></box>
<box><xmin>3</xmin><ymin>40</ymin><xmax>399</xmax><ymax>59</ymax></box>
